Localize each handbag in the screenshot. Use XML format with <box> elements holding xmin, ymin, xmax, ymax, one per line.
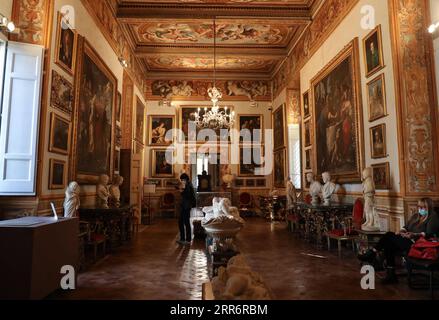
<box><xmin>408</xmin><ymin>237</ymin><xmax>439</xmax><ymax>261</ymax></box>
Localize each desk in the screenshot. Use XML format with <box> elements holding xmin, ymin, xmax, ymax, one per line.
<box><xmin>78</xmin><ymin>206</ymin><xmax>134</xmax><ymax>249</ymax></box>
<box><xmin>0</xmin><ymin>217</ymin><xmax>78</xmax><ymax>299</ymax></box>
<box><xmin>295</xmin><ymin>202</ymin><xmax>354</xmax><ymax>245</ymax></box>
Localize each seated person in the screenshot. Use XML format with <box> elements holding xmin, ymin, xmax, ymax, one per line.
<box><xmin>358</xmin><ymin>198</ymin><xmax>439</xmax><ymax>284</ymax></box>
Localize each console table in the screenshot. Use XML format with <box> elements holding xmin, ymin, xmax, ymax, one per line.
<box><xmin>78</xmin><ymin>205</ymin><xmax>134</xmax><ymax>249</ymax></box>
<box><xmin>295</xmin><ymin>201</ymin><xmax>354</xmax><ymax>245</ymax></box>
<box><xmin>0</xmin><ymin>217</ymin><xmax>79</xmax><ymax>299</ymax></box>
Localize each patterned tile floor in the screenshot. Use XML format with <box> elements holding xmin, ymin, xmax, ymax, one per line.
<box><xmin>48</xmin><ymin>218</ymin><xmax>432</xmax><ymax>300</ymax></box>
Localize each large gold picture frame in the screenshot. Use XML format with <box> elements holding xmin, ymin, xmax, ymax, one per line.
<box><xmin>238</xmin><ymin>145</ymin><xmax>264</xmax><ymax>177</ymax></box>
<box><xmin>311</xmin><ymin>38</ymin><xmax>365</xmax><ymax>183</ymax></box>
<box><xmin>363</xmin><ymin>25</ymin><xmax>385</xmax><ymax>78</ymax></box>
<box><xmin>148</xmin><ymin>115</ymin><xmax>175</xmax><ymax>146</ymax></box>
<box><xmin>272</xmin><ymin>104</ymin><xmax>287</xmax><ymax>151</ymax></box>
<box><xmin>370</xmin><ymin>123</ymin><xmax>387</xmax><ymax>159</ymax></box>
<box><xmin>372</xmin><ymin>162</ymin><xmax>391</xmax><ymax>190</ymax></box>
<box><xmin>49</xmin><ymin>112</ymin><xmax>71</xmax><ymax>156</ymax></box>
<box><xmin>151</xmin><ymin>149</ymin><xmax>175</xmax><ymax>178</ymax></box>
<box><xmin>273</xmin><ymin>148</ymin><xmax>286</xmax><ymax>188</ymax></box>
<box><xmin>70</xmin><ymin>36</ymin><xmax>117</xmax><ymax>183</ymax></box>
<box><xmin>367</xmin><ymin>73</ymin><xmax>388</xmax><ymax>122</ymax></box>
<box><xmin>237</xmin><ymin>114</ymin><xmax>264</xmax><ymax>144</ymax></box>
<box><xmin>49</xmin><ymin>158</ymin><xmax>67</xmax><ymax>190</ymax></box>
<box><xmin>135</xmin><ymin>96</ymin><xmax>145</xmax><ymax>144</ymax></box>
<box><xmin>54</xmin><ymin>12</ymin><xmax>78</xmax><ymax>75</ymax></box>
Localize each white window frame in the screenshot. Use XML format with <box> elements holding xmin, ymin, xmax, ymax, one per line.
<box><xmin>0</xmin><ymin>41</ymin><xmax>44</xmax><ymax>196</ymax></box>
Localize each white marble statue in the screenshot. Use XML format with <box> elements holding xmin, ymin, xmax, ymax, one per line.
<box><xmin>286</xmin><ymin>177</ymin><xmax>297</xmax><ymax>208</ymax></box>
<box><xmin>211</xmin><ymin>255</ymin><xmax>271</xmax><ymax>300</ymax></box>
<box><xmin>221</xmin><ymin>165</ymin><xmax>235</xmax><ymax>189</ymax></box>
<box><xmin>321</xmin><ymin>172</ymin><xmax>337</xmax><ymax>206</ymax></box>
<box><xmin>202</xmin><ymin>198</ymin><xmax>244</xmax><ymax>252</ymax></box>
<box><xmin>307</xmin><ymin>173</ymin><xmax>322</xmax><ymax>205</ymax></box>
<box><xmin>109</xmin><ymin>175</ymin><xmax>124</xmax><ymax>208</ymax></box>
<box><xmin>63</xmin><ymin>181</ymin><xmax>80</xmax><ymax>218</ymax></box>
<box><xmin>96</xmin><ymin>174</ymin><xmax>110</xmax><ymax>209</ymax></box>
<box><xmin>203</xmin><ymin>197</ymin><xmax>243</xmax><ymax>223</ymax></box>
<box><xmin>361</xmin><ymin>167</ymin><xmax>380</xmax><ymax>231</ymax></box>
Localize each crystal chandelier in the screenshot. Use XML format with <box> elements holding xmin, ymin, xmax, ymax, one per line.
<box><xmin>195</xmin><ymin>19</ymin><xmax>235</xmax><ymax>130</ymax></box>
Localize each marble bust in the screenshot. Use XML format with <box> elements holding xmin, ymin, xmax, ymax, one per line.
<box><xmin>96</xmin><ymin>174</ymin><xmax>110</xmax><ymax>209</ymax></box>
<box><xmin>63</xmin><ymin>181</ymin><xmax>80</xmax><ymax>218</ymax></box>
<box><xmin>321</xmin><ymin>172</ymin><xmax>337</xmax><ymax>205</ymax></box>
<box><xmin>361</xmin><ymin>167</ymin><xmax>380</xmax><ymax>231</ymax></box>
<box><xmin>307</xmin><ymin>173</ymin><xmax>322</xmax><ymax>205</ymax></box>
<box><xmin>109</xmin><ymin>175</ymin><xmax>124</xmax><ymax>208</ymax></box>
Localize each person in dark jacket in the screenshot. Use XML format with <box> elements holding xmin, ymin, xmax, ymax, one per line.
<box><xmin>177</xmin><ymin>173</ymin><xmax>196</xmax><ymax>245</ymax></box>
<box><xmin>358</xmin><ymin>198</ymin><xmax>439</xmax><ymax>284</ymax></box>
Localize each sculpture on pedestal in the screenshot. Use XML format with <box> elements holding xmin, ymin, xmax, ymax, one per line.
<box><xmin>96</xmin><ymin>174</ymin><xmax>110</xmax><ymax>209</ymax></box>
<box><xmin>221</xmin><ymin>165</ymin><xmax>235</xmax><ymax>189</ymax></box>
<box><xmin>211</xmin><ymin>255</ymin><xmax>271</xmax><ymax>300</ymax></box>
<box><xmin>321</xmin><ymin>172</ymin><xmax>337</xmax><ymax>205</ymax></box>
<box><xmin>361</xmin><ymin>167</ymin><xmax>380</xmax><ymax>231</ymax></box>
<box><xmin>286</xmin><ymin>177</ymin><xmax>297</xmax><ymax>208</ymax></box>
<box><xmin>307</xmin><ymin>173</ymin><xmax>322</xmax><ymax>205</ymax></box>
<box><xmin>109</xmin><ymin>175</ymin><xmax>124</xmax><ymax>208</ymax></box>
<box><xmin>63</xmin><ymin>181</ymin><xmax>80</xmax><ymax>218</ymax></box>
<box><xmin>202</xmin><ymin>198</ymin><xmax>244</xmax><ymax>252</ymax></box>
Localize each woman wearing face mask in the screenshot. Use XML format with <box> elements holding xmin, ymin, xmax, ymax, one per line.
<box><xmin>358</xmin><ymin>198</ymin><xmax>439</xmax><ymax>284</ymax></box>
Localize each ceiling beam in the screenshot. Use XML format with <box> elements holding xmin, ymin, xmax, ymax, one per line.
<box><xmin>116</xmin><ymin>4</ymin><xmax>312</xmax><ymax>21</ymax></box>
<box><xmin>135</xmin><ymin>46</ymin><xmax>287</xmax><ymax>58</ymax></box>
<box><xmin>145</xmin><ymin>70</ymin><xmax>271</xmax><ymax>80</ymax></box>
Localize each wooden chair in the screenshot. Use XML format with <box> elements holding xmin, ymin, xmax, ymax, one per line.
<box><xmin>87</xmin><ymin>232</ymin><xmax>106</xmax><ymax>263</ymax></box>
<box><xmin>326</xmin><ymin>198</ymin><xmax>364</xmax><ymax>257</ymax></box>
<box><xmin>239</xmin><ymin>192</ymin><xmax>253</xmax><ymax>217</ymax></box>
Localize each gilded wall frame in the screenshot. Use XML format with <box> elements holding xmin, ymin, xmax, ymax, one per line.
<box><xmin>311</xmin><ymin>38</ymin><xmax>365</xmax><ymax>183</ymax></box>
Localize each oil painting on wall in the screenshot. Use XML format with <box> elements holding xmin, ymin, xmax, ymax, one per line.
<box><xmin>273</xmin><ymin>149</ymin><xmax>286</xmax><ymax>188</ymax></box>
<box><xmin>149</xmin><ymin>115</ymin><xmax>175</xmax><ymax>146</ymax></box>
<box><xmin>136</xmin><ymin>97</ymin><xmax>145</xmax><ymax>143</ymax></box>
<box><xmin>239</xmin><ymin>146</ymin><xmax>263</xmax><ymax>176</ymax></box>
<box><xmin>238</xmin><ymin>115</ymin><xmax>263</xmax><ymax>143</ymax></box>
<box><xmin>312</xmin><ymin>39</ymin><xmax>364</xmax><ymax>182</ymax></box>
<box><xmin>55</xmin><ymin>12</ymin><xmax>77</xmax><ymax>75</ymax></box>
<box><xmin>50</xmin><ymin>70</ymin><xmax>74</xmax><ymax>116</ymax></box>
<box><xmin>273</xmin><ymin>104</ymin><xmax>285</xmax><ymax>150</ymax></box>
<box><xmin>73</xmin><ymin>39</ymin><xmax>116</xmax><ymax>182</ymax></box>
<box><xmin>152</xmin><ymin>149</ymin><xmax>174</xmax><ymax>177</ymax></box>
<box><xmin>49</xmin><ymin>113</ymin><xmax>71</xmax><ymax>155</ymax></box>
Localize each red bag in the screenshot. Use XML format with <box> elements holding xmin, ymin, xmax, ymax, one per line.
<box><xmin>408</xmin><ymin>237</ymin><xmax>439</xmax><ymax>260</ymax></box>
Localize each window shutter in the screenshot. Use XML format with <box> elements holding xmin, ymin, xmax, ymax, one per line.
<box><xmin>0</xmin><ymin>41</ymin><xmax>44</xmax><ymax>195</ymax></box>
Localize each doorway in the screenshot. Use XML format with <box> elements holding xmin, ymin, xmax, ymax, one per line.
<box><xmin>191</xmin><ymin>153</ymin><xmax>221</xmax><ymax>191</ymax></box>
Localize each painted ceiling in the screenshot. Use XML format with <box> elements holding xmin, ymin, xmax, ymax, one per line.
<box><xmin>146</xmin><ymin>56</ymin><xmax>278</xmax><ymax>72</ymax></box>
<box><xmin>117</xmin><ymin>0</ymin><xmax>319</xmax><ymax>77</ymax></box>
<box><xmin>126</xmin><ymin>0</ymin><xmax>312</xmax><ymax>4</ymax></box>
<box><xmin>132</xmin><ymin>22</ymin><xmax>295</xmax><ymax>46</ymax></box>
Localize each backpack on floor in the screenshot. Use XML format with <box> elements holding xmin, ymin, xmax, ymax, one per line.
<box><xmin>408</xmin><ymin>237</ymin><xmax>439</xmax><ymax>261</ymax></box>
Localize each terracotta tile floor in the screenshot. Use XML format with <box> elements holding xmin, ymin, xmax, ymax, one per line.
<box><xmin>48</xmin><ymin>218</ymin><xmax>433</xmax><ymax>300</ymax></box>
